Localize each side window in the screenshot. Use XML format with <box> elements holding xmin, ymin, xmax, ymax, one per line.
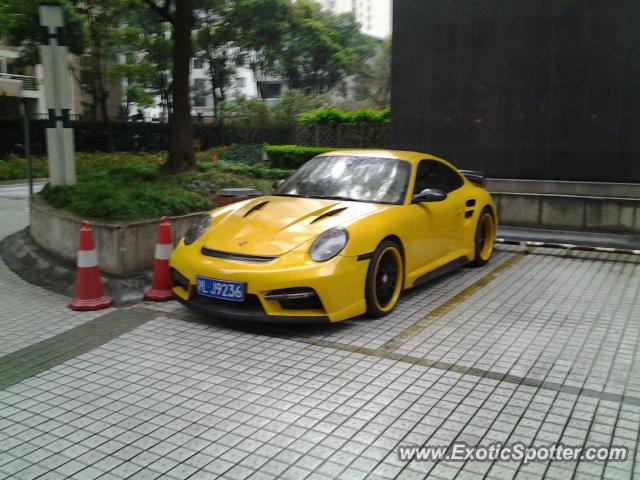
<box><xmin>414</xmin><ymin>160</ymin><xmax>464</xmax><ymax>194</ymax></box>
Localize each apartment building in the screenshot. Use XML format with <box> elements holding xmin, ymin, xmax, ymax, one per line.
<box><xmin>0</xmin><ymin>43</ymin><xmax>120</xmax><ymax>120</ymax></box>
<box><xmin>0</xmin><ymin>43</ymin><xmax>47</xmax><ymax>118</ymax></box>
<box><xmin>316</xmin><ymin>0</ymin><xmax>392</xmax><ymax>39</ymax></box>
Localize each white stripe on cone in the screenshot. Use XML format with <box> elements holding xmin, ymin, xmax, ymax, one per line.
<box><xmin>155</xmin><ymin>243</ymin><xmax>173</xmax><ymax>260</ymax></box>
<box><xmin>77</xmin><ymin>250</ymin><xmax>98</xmax><ymax>268</ymax></box>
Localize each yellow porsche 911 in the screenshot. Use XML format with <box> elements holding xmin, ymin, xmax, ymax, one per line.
<box><xmin>170</xmin><ymin>149</ymin><xmax>497</xmax><ymax>323</ymax></box>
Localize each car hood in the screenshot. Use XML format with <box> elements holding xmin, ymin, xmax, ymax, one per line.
<box><xmin>201</xmin><ymin>195</ymin><xmax>386</xmax><ymax>256</ymax></box>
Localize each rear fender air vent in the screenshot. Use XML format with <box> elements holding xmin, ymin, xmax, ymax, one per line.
<box><xmin>201</xmin><ymin>248</ymin><xmax>277</xmax><ymax>263</ymax></box>
<box><xmin>243</xmin><ymin>200</ymin><xmax>269</xmax><ymax>217</ymax></box>
<box><xmin>310</xmin><ymin>207</ymin><xmax>348</xmax><ymax>224</ymax></box>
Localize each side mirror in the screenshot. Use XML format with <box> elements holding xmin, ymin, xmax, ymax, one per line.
<box><xmin>272</xmin><ymin>179</ymin><xmax>285</xmax><ymax>191</ymax></box>
<box><xmin>412</xmin><ymin>188</ymin><xmax>447</xmax><ymax>203</ymax></box>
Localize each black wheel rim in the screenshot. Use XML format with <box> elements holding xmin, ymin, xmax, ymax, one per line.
<box><xmin>375</xmin><ymin>251</ymin><xmax>398</xmax><ymax>308</ymax></box>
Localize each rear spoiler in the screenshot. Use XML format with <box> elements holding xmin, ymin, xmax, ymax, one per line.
<box><xmin>459</xmin><ymin>169</ymin><xmax>486</xmax><ymax>187</ymax></box>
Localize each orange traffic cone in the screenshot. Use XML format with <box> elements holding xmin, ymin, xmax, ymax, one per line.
<box><xmin>144</xmin><ymin>216</ymin><xmax>174</xmax><ymax>301</ymax></box>
<box><xmin>69</xmin><ymin>221</ymin><xmax>112</xmax><ymax>311</ymax></box>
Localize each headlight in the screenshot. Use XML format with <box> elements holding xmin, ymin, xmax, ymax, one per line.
<box><xmin>184</xmin><ymin>215</ymin><xmax>212</xmax><ymax>245</ymax></box>
<box><xmin>310</xmin><ymin>228</ymin><xmax>348</xmax><ymax>262</ymax></box>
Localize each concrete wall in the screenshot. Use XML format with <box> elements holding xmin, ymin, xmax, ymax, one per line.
<box><xmin>30</xmin><ymin>198</ymin><xmax>207</xmax><ymax>276</ymax></box>
<box><xmin>488</xmin><ymin>178</ymin><xmax>640</xmax><ymax>233</ymax></box>
<box><xmin>487</xmin><ymin>179</ymin><xmax>640</xmax><ymax>198</ymax></box>
<box><xmin>493</xmin><ymin>192</ymin><xmax>640</xmax><ymax>233</ymax></box>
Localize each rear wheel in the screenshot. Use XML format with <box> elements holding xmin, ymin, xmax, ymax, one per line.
<box><xmin>365</xmin><ymin>240</ymin><xmax>404</xmax><ymax>317</ymax></box>
<box><xmin>470</xmin><ymin>207</ymin><xmax>496</xmax><ymax>267</ymax></box>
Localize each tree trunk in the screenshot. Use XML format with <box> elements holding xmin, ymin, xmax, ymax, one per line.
<box><xmin>164</xmin><ymin>0</ymin><xmax>195</xmax><ymax>172</ymax></box>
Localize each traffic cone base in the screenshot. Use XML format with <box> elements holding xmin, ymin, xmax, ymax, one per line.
<box><xmin>144</xmin><ymin>287</ymin><xmax>174</xmax><ymax>302</ymax></box>
<box><xmin>69</xmin><ymin>295</ymin><xmax>112</xmax><ymax>311</ymax></box>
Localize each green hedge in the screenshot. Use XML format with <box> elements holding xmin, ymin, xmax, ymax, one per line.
<box><xmin>0</xmin><ymin>118</ymin><xmax>290</xmax><ymax>156</ymax></box>
<box><xmin>297</xmin><ymin>107</ymin><xmax>390</xmax><ymax>125</ymax></box>
<box><xmin>264</xmin><ymin>145</ymin><xmax>341</xmax><ymax>169</ymax></box>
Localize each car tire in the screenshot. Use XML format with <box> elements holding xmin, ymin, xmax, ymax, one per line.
<box><xmin>365</xmin><ymin>240</ymin><xmax>404</xmax><ymax>317</ymax></box>
<box><xmin>470</xmin><ymin>207</ymin><xmax>496</xmax><ymax>267</ymax></box>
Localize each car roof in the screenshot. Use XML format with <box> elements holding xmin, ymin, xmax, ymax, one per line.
<box><xmin>315</xmin><ymin>149</ymin><xmax>447</xmax><ymax>166</ymax></box>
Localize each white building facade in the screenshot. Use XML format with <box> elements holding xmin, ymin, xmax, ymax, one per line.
<box><xmin>316</xmin><ymin>0</ymin><xmax>392</xmax><ymax>39</ymax></box>
<box><xmin>0</xmin><ymin>44</ymin><xmax>48</xmax><ymax>118</ymax></box>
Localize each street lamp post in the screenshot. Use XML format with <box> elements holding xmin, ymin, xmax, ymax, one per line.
<box><xmin>39</xmin><ymin>2</ymin><xmax>76</xmax><ymax>186</ymax></box>
<box><xmin>19</xmin><ymin>99</ymin><xmax>33</xmax><ymax>197</ymax></box>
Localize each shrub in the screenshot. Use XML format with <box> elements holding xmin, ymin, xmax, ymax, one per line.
<box><xmin>297</xmin><ymin>107</ymin><xmax>390</xmax><ymax>125</ymax></box>
<box><xmin>265</xmin><ymin>145</ymin><xmax>341</xmax><ymax>169</ymax></box>
<box><xmin>212</xmin><ymin>160</ymin><xmax>293</xmax><ymax>180</ymax></box>
<box><xmin>222</xmin><ymin>144</ymin><xmax>263</xmax><ymax>165</ymax></box>
<box><xmin>38</xmin><ymin>161</ymin><xmax>214</xmax><ymax>221</ymax></box>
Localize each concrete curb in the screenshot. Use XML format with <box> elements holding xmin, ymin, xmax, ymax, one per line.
<box><xmin>1</xmin><ymin>227</ymin><xmax>152</xmax><ymax>306</ymax></box>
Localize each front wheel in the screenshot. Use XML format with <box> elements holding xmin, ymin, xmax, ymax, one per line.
<box><xmin>365</xmin><ymin>240</ymin><xmax>404</xmax><ymax>317</ymax></box>
<box><xmin>470</xmin><ymin>207</ymin><xmax>496</xmax><ymax>267</ymax></box>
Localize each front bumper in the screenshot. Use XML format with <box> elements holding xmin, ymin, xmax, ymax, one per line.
<box><xmin>169</xmin><ymin>242</ymin><xmax>369</xmax><ymax>322</ymax></box>
<box><xmin>175</xmin><ymin>295</ymin><xmax>330</xmax><ymax>324</ymax></box>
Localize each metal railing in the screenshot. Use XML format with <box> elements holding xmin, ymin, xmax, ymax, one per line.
<box><xmin>0</xmin><ymin>73</ymin><xmax>38</xmax><ymax>91</ymax></box>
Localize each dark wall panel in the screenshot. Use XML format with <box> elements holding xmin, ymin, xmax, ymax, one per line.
<box><xmin>390</xmin><ymin>0</ymin><xmax>640</xmax><ymax>182</ymax></box>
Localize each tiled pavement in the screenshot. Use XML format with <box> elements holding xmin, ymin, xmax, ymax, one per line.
<box><xmin>0</xmin><ymin>198</ymin><xmax>112</xmax><ymax>356</ymax></box>
<box><xmin>1</xmin><ymin>195</ymin><xmax>639</xmax><ymax>479</ymax></box>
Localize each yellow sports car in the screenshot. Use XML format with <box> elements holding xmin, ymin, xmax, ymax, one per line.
<box><xmin>170</xmin><ymin>149</ymin><xmax>496</xmax><ymax>323</ymax></box>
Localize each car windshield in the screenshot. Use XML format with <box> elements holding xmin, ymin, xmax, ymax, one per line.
<box><xmin>275</xmin><ymin>156</ymin><xmax>411</xmax><ymax>205</ymax></box>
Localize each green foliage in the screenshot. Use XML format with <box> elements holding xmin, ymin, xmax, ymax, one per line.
<box><xmin>229</xmin><ymin>0</ymin><xmax>291</xmax><ymax>92</ymax></box>
<box><xmin>194</xmin><ymin>0</ymin><xmax>237</xmax><ymax>116</ymax></box>
<box><xmin>209</xmin><ymin>160</ymin><xmax>293</xmax><ymax>180</ymax></box>
<box><xmin>221</xmin><ymin>144</ymin><xmax>263</xmax><ymax>165</ymax></box>
<box><xmin>26</xmin><ymin>150</ymin><xmax>292</xmax><ymax>220</ymax></box>
<box><xmin>32</xmin><ymin>151</ymin><xmax>284</xmax><ymax>221</ymax></box>
<box><xmin>264</xmin><ymin>145</ymin><xmax>341</xmax><ymax>169</ymax></box>
<box><xmin>280</xmin><ymin>0</ymin><xmax>374</xmax><ymax>96</ymax></box>
<box><xmin>297</xmin><ymin>107</ymin><xmax>390</xmax><ymax>125</ymax></box>
<box><xmin>38</xmin><ymin>159</ymin><xmax>214</xmax><ymax>221</ymax></box>
<box><xmin>0</xmin><ymin>156</ymin><xmax>48</xmax><ymax>181</ymax></box>
<box><xmin>0</xmin><ymin>0</ymin><xmax>85</xmax><ymax>64</ymax></box>
<box><xmin>353</xmin><ymin>38</ymin><xmax>391</xmax><ymax>108</ymax></box>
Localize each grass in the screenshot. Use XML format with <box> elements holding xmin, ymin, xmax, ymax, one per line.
<box><xmin>0</xmin><ymin>155</ymin><xmax>49</xmax><ymax>181</ymax></box>
<box><xmin>25</xmin><ymin>150</ymin><xmax>290</xmax><ymax>221</ymax></box>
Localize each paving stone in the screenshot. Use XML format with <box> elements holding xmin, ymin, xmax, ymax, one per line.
<box><xmin>1</xmin><ymin>195</ymin><xmax>639</xmax><ymax>479</ymax></box>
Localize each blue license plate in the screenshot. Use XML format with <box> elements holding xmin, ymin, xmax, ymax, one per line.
<box><xmin>196</xmin><ymin>276</ymin><xmax>245</xmax><ymax>302</ymax></box>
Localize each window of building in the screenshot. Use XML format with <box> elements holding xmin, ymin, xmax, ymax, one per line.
<box><xmin>414</xmin><ymin>160</ymin><xmax>464</xmax><ymax>194</ymax></box>
<box><xmin>193</xmin><ymin>78</ymin><xmax>205</xmax><ymax>89</ymax></box>
<box><xmin>236</xmin><ymin>77</ymin><xmax>246</xmax><ymax>88</ymax></box>
<box><xmin>193</xmin><ymin>58</ymin><xmax>204</xmax><ymax>69</ymax></box>
<box><xmin>262</xmin><ymin>83</ymin><xmax>282</xmax><ymax>99</ymax></box>
<box><xmin>194</xmin><ymin>96</ymin><xmax>207</xmax><ymax>107</ymax></box>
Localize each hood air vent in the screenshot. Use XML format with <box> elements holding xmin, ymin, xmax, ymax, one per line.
<box><xmin>243</xmin><ymin>200</ymin><xmax>269</xmax><ymax>217</ymax></box>
<box><xmin>310</xmin><ymin>207</ymin><xmax>348</xmax><ymax>224</ymax></box>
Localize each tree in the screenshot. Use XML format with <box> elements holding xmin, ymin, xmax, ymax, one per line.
<box><xmin>114</xmin><ymin>10</ymin><xmax>173</xmax><ymax>121</ymax></box>
<box><xmin>194</xmin><ymin>0</ymin><xmax>236</xmax><ymax>117</ymax></box>
<box><xmin>279</xmin><ymin>0</ymin><xmax>372</xmax><ymax>96</ymax></box>
<box><xmin>229</xmin><ymin>0</ymin><xmax>290</xmax><ymax>99</ymax></box>
<box><xmin>353</xmin><ymin>37</ymin><xmax>391</xmax><ymax>108</ymax></box>
<box><xmin>72</xmin><ymin>0</ymin><xmax>126</xmax><ymax>122</ymax></box>
<box><xmin>141</xmin><ymin>0</ymin><xmax>195</xmax><ymax>172</ymax></box>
